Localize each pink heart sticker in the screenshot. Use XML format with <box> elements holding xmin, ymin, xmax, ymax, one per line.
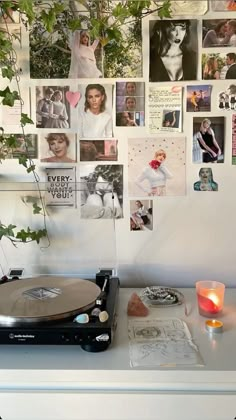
<box><xmin>66</xmin><ymin>91</ymin><xmax>81</xmax><ymax>108</ymax></box>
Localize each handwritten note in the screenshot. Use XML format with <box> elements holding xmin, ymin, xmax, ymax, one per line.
<box><xmin>149</xmin><ymin>86</ymin><xmax>182</xmax><ymax>134</ymax></box>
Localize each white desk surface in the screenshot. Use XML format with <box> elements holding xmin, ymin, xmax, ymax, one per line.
<box><xmin>0</xmin><ymin>287</ymin><xmax>236</xmax><ymax>392</ymax></box>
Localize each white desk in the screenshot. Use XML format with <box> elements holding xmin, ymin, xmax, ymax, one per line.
<box><xmin>0</xmin><ymin>287</ymin><xmax>236</xmax><ymax>420</ymax></box>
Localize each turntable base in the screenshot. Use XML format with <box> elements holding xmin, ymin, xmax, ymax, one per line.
<box><xmin>0</xmin><ymin>275</ymin><xmax>119</xmax><ymax>352</ymax></box>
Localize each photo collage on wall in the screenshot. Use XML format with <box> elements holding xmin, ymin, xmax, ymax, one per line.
<box><xmin>1</xmin><ymin>1</ymin><xmax>236</xmax><ymax>228</ymax></box>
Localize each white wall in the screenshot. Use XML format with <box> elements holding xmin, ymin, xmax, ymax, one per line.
<box><xmin>1</xmin><ymin>3</ymin><xmax>236</xmax><ymax>287</ymax></box>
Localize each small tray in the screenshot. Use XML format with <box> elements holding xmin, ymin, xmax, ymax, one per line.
<box><xmin>141</xmin><ymin>286</ymin><xmax>185</xmax><ymax>307</ymax></box>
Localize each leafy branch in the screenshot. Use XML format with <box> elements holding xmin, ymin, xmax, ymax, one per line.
<box><xmin>28</xmin><ymin>0</ymin><xmax>171</xmax><ymax>78</ymax></box>
<box><xmin>0</xmin><ymin>2</ymin><xmax>49</xmax><ymax>246</ymax></box>
<box><xmin>0</xmin><ymin>223</ymin><xmax>47</xmax><ymax>246</ymax></box>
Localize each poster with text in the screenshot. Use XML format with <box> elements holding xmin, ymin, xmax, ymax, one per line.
<box><xmin>45</xmin><ymin>167</ymin><xmax>76</xmax><ymax>207</ymax></box>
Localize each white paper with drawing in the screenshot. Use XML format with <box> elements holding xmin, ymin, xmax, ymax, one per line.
<box><xmin>128</xmin><ymin>318</ymin><xmax>204</xmax><ymax>367</ymax></box>
<box><xmin>149</xmin><ymin>86</ymin><xmax>182</xmax><ymax>133</ymax></box>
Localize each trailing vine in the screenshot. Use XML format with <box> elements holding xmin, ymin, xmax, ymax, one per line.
<box><xmin>0</xmin><ymin>1</ymin><xmax>48</xmax><ymax>246</ymax></box>
<box><xmin>0</xmin><ymin>0</ymin><xmax>171</xmax><ymax>245</ymax></box>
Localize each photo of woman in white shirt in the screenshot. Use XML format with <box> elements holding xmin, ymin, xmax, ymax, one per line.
<box><xmin>78</xmin><ymin>84</ymin><xmax>113</xmax><ymax>138</ymax></box>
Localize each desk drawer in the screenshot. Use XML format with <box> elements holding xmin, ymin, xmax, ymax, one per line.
<box><xmin>0</xmin><ymin>391</ymin><xmax>235</xmax><ymax>420</ymax></box>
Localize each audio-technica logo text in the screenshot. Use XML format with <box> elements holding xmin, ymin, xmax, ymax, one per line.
<box><xmin>9</xmin><ymin>333</ymin><xmax>35</xmax><ymax>339</ymax></box>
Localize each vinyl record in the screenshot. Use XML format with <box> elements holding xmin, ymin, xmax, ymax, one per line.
<box><xmin>0</xmin><ymin>276</ymin><xmax>101</xmax><ymax>325</ymax></box>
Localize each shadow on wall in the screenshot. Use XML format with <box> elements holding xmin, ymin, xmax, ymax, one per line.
<box><xmin>117</xmin><ymin>263</ymin><xmax>231</xmax><ymax>288</ymax></box>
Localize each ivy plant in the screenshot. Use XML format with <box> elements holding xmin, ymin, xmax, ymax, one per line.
<box><xmin>0</xmin><ymin>1</ymin><xmax>47</xmax><ymax>246</ymax></box>
<box><xmin>0</xmin><ymin>0</ymin><xmax>171</xmax><ymax>246</ymax></box>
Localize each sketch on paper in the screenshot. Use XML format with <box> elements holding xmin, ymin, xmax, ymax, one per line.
<box><xmin>128</xmin><ymin>318</ymin><xmax>204</xmax><ymax>368</ymax></box>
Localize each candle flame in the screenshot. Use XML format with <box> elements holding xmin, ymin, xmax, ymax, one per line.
<box><xmin>207</xmin><ymin>292</ymin><xmax>220</xmax><ymax>306</ymax></box>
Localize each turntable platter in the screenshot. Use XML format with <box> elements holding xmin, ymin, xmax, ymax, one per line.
<box><xmin>0</xmin><ymin>276</ymin><xmax>101</xmax><ymax>325</ymax></box>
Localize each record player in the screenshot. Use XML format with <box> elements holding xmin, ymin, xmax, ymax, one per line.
<box><xmin>0</xmin><ymin>270</ymin><xmax>119</xmax><ymax>352</ymax></box>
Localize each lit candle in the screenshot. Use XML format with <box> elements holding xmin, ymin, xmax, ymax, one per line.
<box><xmin>197</xmin><ymin>292</ymin><xmax>220</xmax><ymax>313</ymax></box>
<box><xmin>205</xmin><ymin>319</ymin><xmax>223</xmax><ymax>333</ymax></box>
<box><xmin>207</xmin><ymin>292</ymin><xmax>220</xmax><ymax>307</ymax></box>
<box><xmin>196</xmin><ymin>281</ymin><xmax>225</xmax><ymax>317</ymax></box>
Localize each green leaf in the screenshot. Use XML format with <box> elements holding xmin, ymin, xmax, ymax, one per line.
<box><xmin>68</xmin><ymin>19</ymin><xmax>82</xmax><ymax>32</ymax></box>
<box><xmin>52</xmin><ymin>3</ymin><xmax>66</xmax><ymax>14</ymax></box>
<box><xmin>16</xmin><ymin>228</ymin><xmax>47</xmax><ymax>244</ymax></box>
<box><xmin>0</xmin><ymin>86</ymin><xmax>11</xmax><ymax>97</ymax></box>
<box><xmin>33</xmin><ymin>203</ymin><xmax>42</xmax><ymax>214</ymax></box>
<box><xmin>1</xmin><ymin>66</ymin><xmax>15</xmax><ymax>81</ymax></box>
<box><xmin>20</xmin><ymin>113</ymin><xmax>34</xmax><ymax>126</ymax></box>
<box><xmin>2</xmin><ymin>91</ymin><xmax>19</xmax><ymax>106</ymax></box>
<box><xmin>5</xmin><ymin>134</ymin><xmax>19</xmax><ymax>148</ymax></box>
<box><xmin>0</xmin><ymin>223</ymin><xmax>16</xmax><ymax>239</ymax></box>
<box><xmin>18</xmin><ymin>155</ymin><xmax>28</xmax><ymax>168</ymax></box>
<box><xmin>0</xmin><ymin>87</ymin><xmax>20</xmax><ymax>106</ymax></box>
<box><xmin>41</xmin><ymin>9</ymin><xmax>57</xmax><ymax>33</ymax></box>
<box><xmin>15</xmin><ymin>229</ymin><xmax>28</xmax><ymax>242</ymax></box>
<box><xmin>106</xmin><ymin>27</ymin><xmax>122</xmax><ymax>41</ymax></box>
<box><xmin>18</xmin><ymin>0</ymin><xmax>35</xmax><ymax>25</ymax></box>
<box><xmin>158</xmin><ymin>0</ymin><xmax>172</xmax><ymax>18</ymax></box>
<box><xmin>27</xmin><ymin>164</ymin><xmax>36</xmax><ymax>173</ymax></box>
<box><xmin>112</xmin><ymin>3</ymin><xmax>129</xmax><ymax>20</ymax></box>
<box><xmin>0</xmin><ymin>37</ymin><xmax>12</xmax><ymax>55</ymax></box>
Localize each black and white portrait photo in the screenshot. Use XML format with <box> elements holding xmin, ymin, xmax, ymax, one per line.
<box><xmin>149</xmin><ymin>19</ymin><xmax>198</xmax><ymax>82</ymax></box>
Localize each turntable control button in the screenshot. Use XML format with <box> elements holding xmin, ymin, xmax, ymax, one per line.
<box><xmin>61</xmin><ymin>334</ymin><xmax>70</xmax><ymax>342</ymax></box>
